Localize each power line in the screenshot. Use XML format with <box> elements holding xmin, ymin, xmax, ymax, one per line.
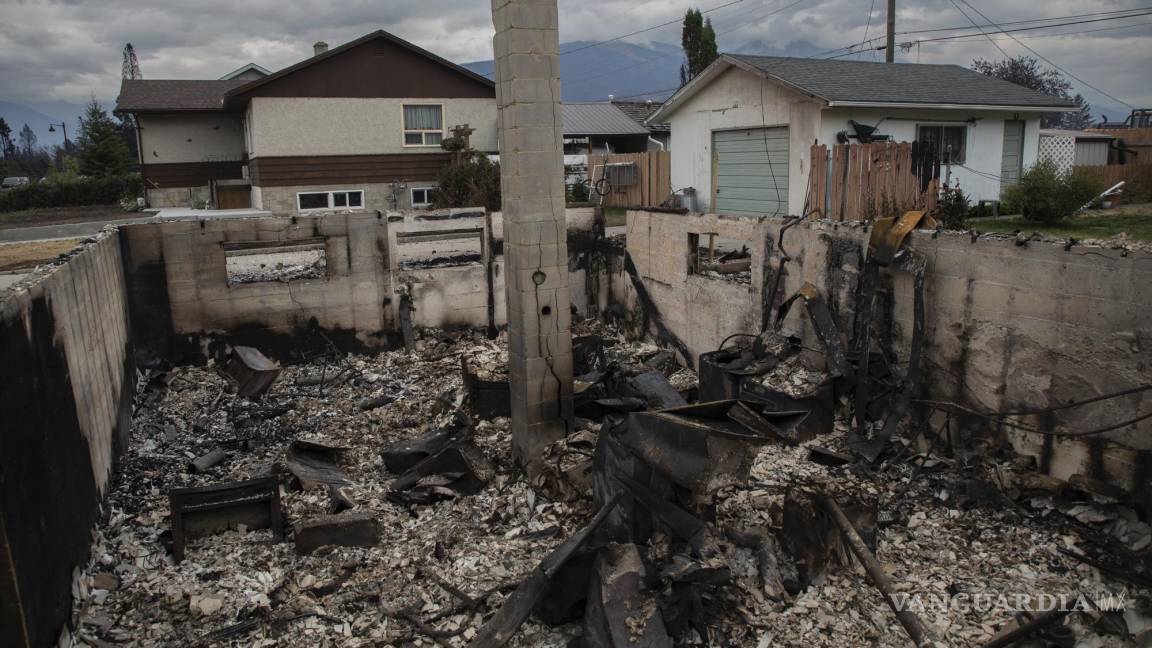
<box><xmin>920</xmin><ymin>20</ymin><xmax>1152</xmax><ymax>44</ymax></box>
<box><xmin>818</xmin><ymin>10</ymin><xmax>1152</xmax><ymax>59</ymax></box>
<box><xmin>860</xmin><ymin>0</ymin><xmax>878</xmax><ymax>60</ymax></box>
<box><xmin>947</xmin><ymin>0</ymin><xmax>1011</xmax><ymax>57</ymax></box>
<box><xmin>814</xmin><ymin>7</ymin><xmax>1152</xmax><ymax>58</ymax></box>
<box><xmin>953</xmin><ymin>0</ymin><xmax>1134</xmax><ymax>109</ymax></box>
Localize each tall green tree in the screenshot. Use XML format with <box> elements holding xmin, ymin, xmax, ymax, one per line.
<box><xmin>18</xmin><ymin>124</ymin><xmax>37</xmax><ymax>157</ymax></box>
<box><xmin>76</xmin><ymin>97</ymin><xmax>133</xmax><ymax>176</ymax></box>
<box><xmin>0</xmin><ymin>118</ymin><xmax>14</xmax><ymax>159</ymax></box>
<box><xmin>972</xmin><ymin>56</ymin><xmax>1091</xmax><ymax>129</ymax></box>
<box><xmin>680</xmin><ymin>9</ymin><xmax>718</xmax><ymax>85</ymax></box>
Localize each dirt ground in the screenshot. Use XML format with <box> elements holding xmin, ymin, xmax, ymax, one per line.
<box><xmin>0</xmin><ymin>237</ymin><xmax>83</xmax><ymax>271</ymax></box>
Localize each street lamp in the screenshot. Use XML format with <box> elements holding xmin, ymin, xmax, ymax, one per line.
<box><xmin>47</xmin><ymin>122</ymin><xmax>70</xmax><ymax>152</ymax></box>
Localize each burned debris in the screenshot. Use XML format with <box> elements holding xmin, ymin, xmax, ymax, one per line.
<box><xmin>59</xmin><ymin>213</ymin><xmax>1152</xmax><ymax>648</ymax></box>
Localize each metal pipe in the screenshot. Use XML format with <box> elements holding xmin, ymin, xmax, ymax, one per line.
<box><xmin>821</xmin><ymin>495</ymin><xmax>936</xmax><ymax>647</ymax></box>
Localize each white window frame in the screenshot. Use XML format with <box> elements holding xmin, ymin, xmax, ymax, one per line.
<box><xmin>916</xmin><ymin>123</ymin><xmax>969</xmax><ymax>165</ymax></box>
<box><xmin>296</xmin><ymin>189</ymin><xmax>366</xmax><ymax>212</ymax></box>
<box><xmin>402</xmin><ymin>103</ymin><xmax>445</xmax><ymax>148</ymax></box>
<box><xmin>410</xmin><ymin>186</ymin><xmax>435</xmax><ymax>208</ymax></box>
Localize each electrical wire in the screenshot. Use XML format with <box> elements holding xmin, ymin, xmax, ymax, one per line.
<box><xmin>922</xmin><ymin>19</ymin><xmax>1152</xmax><ymax>44</ymax></box>
<box><xmin>953</xmin><ymin>0</ymin><xmax>1135</xmax><ymax>110</ymax></box>
<box><xmin>815</xmin><ymin>8</ymin><xmax>1152</xmax><ymax>58</ymax></box>
<box><xmin>561</xmin><ymin>0</ymin><xmax>747</xmax><ymax>56</ymax></box>
<box><xmin>947</xmin><ymin>0</ymin><xmax>1012</xmax><ymax>58</ymax></box>
<box><xmin>860</xmin><ymin>0</ymin><xmax>878</xmax><ymax>61</ymax></box>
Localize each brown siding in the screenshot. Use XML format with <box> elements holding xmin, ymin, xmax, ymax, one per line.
<box><xmin>249</xmin><ymin>153</ymin><xmax>451</xmax><ymax>187</ymax></box>
<box><xmin>142</xmin><ymin>161</ymin><xmax>244</xmax><ymax>188</ymax></box>
<box><xmin>231</xmin><ymin>38</ymin><xmax>494</xmax><ymax>101</ymax></box>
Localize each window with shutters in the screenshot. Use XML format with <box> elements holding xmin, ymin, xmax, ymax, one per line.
<box><xmin>403</xmin><ymin>104</ymin><xmax>444</xmax><ymax>147</ymax></box>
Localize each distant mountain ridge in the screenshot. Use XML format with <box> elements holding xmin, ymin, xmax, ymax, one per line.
<box><xmin>0</xmin><ymin>101</ymin><xmax>69</xmax><ymax>149</ymax></box>
<box><xmin>463</xmin><ymin>38</ymin><xmax>831</xmax><ymax>102</ymax></box>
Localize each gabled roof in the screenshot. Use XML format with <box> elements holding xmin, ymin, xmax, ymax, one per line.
<box><xmin>611</xmin><ymin>100</ymin><xmax>669</xmax><ymax>132</ymax></box>
<box><xmin>220</xmin><ymin>63</ymin><xmax>271</xmax><ymax>80</ymax></box>
<box><xmin>116</xmin><ymin>30</ymin><xmax>493</xmax><ymax>114</ymax></box>
<box><xmin>116</xmin><ymin>79</ymin><xmax>251</xmax><ymax>113</ymax></box>
<box><xmin>651</xmin><ymin>54</ymin><xmax>1078</xmax><ymax>122</ymax></box>
<box><xmin>563</xmin><ymin>103</ymin><xmax>652</xmax><ymax>136</ymax></box>
<box><xmin>224</xmin><ymin>30</ymin><xmax>493</xmax><ymax>105</ymax></box>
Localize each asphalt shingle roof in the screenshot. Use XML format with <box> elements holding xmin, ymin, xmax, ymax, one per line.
<box><xmin>563</xmin><ymin>103</ymin><xmax>653</xmax><ymax>136</ymax></box>
<box><xmin>611</xmin><ymin>101</ymin><xmax>670</xmax><ymax>132</ymax></box>
<box><xmin>116</xmin><ymin>79</ymin><xmax>251</xmax><ymax>112</ymax></box>
<box><xmin>727</xmin><ymin>55</ymin><xmax>1078</xmax><ymax>108</ymax></box>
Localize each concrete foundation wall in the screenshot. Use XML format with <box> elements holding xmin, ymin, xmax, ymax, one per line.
<box><xmin>0</xmin><ymin>233</ymin><xmax>134</xmax><ymax>648</ymax></box>
<box><xmin>147</xmin><ymin>185</ymin><xmax>212</xmax><ymax>209</ymax></box>
<box><xmin>624</xmin><ymin>209</ymin><xmax>1152</xmax><ymax>491</ymax></box>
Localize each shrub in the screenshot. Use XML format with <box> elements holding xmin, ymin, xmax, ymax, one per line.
<box><xmin>431</xmin><ymin>151</ymin><xmax>501</xmax><ymax>212</ymax></box>
<box><xmin>935</xmin><ymin>185</ymin><xmax>970</xmax><ymax>230</ymax></box>
<box><xmin>1002</xmin><ymin>158</ymin><xmax>1105</xmax><ymax>223</ymax></box>
<box><xmin>0</xmin><ymin>174</ymin><xmax>142</xmax><ymax>212</ymax></box>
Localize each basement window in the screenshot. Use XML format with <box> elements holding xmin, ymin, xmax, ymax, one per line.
<box><xmin>688</xmin><ymin>233</ymin><xmax>752</xmax><ymax>285</ymax></box>
<box><xmin>403</xmin><ymin>104</ymin><xmax>444</xmax><ymax>146</ymax></box>
<box><xmin>411</xmin><ymin>187</ymin><xmax>434</xmax><ymax>208</ymax></box>
<box><xmin>297</xmin><ymin>190</ymin><xmax>364</xmax><ymax>212</ymax></box>
<box><xmin>397</xmin><ymin>228</ymin><xmax>483</xmax><ymax>270</ymax></box>
<box><xmin>917</xmin><ymin>125</ymin><xmax>967</xmax><ymax>165</ymax></box>
<box><xmin>224</xmin><ymin>238</ymin><xmax>328</xmax><ymax>284</ymax></box>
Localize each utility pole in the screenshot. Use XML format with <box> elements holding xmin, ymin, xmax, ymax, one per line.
<box><xmin>885</xmin><ymin>0</ymin><xmax>896</xmax><ymax>63</ymax></box>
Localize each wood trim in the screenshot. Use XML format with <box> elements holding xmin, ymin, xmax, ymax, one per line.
<box><xmin>142</xmin><ymin>161</ymin><xmax>244</xmax><ymax>188</ymax></box>
<box><xmin>249</xmin><ymin>153</ymin><xmax>451</xmax><ymax>187</ymax></box>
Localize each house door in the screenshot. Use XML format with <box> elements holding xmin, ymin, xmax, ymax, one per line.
<box><xmin>712</xmin><ymin>127</ymin><xmax>789</xmax><ymax>215</ymax></box>
<box><xmin>217</xmin><ymin>185</ymin><xmax>252</xmax><ymax>209</ymax></box>
<box><xmin>1000</xmin><ymin>120</ymin><xmax>1025</xmax><ymax>191</ymax></box>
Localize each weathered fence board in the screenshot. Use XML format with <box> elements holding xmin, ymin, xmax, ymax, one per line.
<box><xmin>1074</xmin><ymin>164</ymin><xmax>1152</xmax><ymax>203</ymax></box>
<box><xmin>808</xmin><ymin>142</ymin><xmax>939</xmax><ymax>221</ymax></box>
<box><xmin>587</xmin><ymin>151</ymin><xmax>672</xmax><ymax>208</ymax></box>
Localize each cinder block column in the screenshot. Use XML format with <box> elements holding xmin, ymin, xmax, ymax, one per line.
<box><xmin>491</xmin><ymin>0</ymin><xmax>574</xmax><ymax>472</ymax></box>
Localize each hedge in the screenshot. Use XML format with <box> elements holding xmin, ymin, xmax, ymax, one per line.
<box><xmin>0</xmin><ymin>175</ymin><xmax>142</xmax><ymax>212</ymax></box>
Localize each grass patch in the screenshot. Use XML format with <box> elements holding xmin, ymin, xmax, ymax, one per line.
<box><xmin>0</xmin><ymin>204</ymin><xmax>126</xmax><ymax>230</ymax></box>
<box><xmin>604</xmin><ymin>207</ymin><xmax>627</xmax><ymax>228</ymax></box>
<box><xmin>0</xmin><ymin>238</ymin><xmax>84</xmax><ymax>272</ymax></box>
<box><xmin>973</xmin><ymin>208</ymin><xmax>1152</xmax><ymax>242</ymax></box>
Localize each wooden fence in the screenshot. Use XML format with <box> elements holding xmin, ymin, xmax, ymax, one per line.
<box><xmin>587</xmin><ymin>151</ymin><xmax>671</xmax><ymax>208</ymax></box>
<box><xmin>808</xmin><ymin>142</ymin><xmax>939</xmax><ymax>221</ymax></box>
<box><xmin>1086</xmin><ymin>127</ymin><xmax>1152</xmax><ymax>164</ymax></box>
<box><xmin>1074</xmin><ymin>163</ymin><xmax>1152</xmax><ymax>203</ymax></box>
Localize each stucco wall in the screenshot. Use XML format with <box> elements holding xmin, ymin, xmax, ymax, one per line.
<box><xmin>666</xmin><ymin>66</ymin><xmax>826</xmax><ymax>216</ymax></box>
<box><xmin>623</xmin><ymin>209</ymin><xmax>1152</xmax><ymax>491</ymax></box>
<box><xmin>247</xmin><ymin>97</ymin><xmax>498</xmax><ymax>157</ymax></box>
<box><xmin>1</xmin><ymin>233</ymin><xmax>134</xmax><ymax>648</ymax></box>
<box><xmin>137</xmin><ymin>113</ymin><xmax>245</xmax><ymax>164</ymax></box>
<box><xmin>253</xmin><ymin>182</ymin><xmax>431</xmax><ymax>215</ymax></box>
<box><xmin>819</xmin><ymin>107</ymin><xmax>1043</xmax><ymax>202</ymax></box>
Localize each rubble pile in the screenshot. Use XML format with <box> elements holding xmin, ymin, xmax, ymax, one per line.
<box><xmin>228</xmin><ymin>249</ymin><xmax>327</xmax><ymax>284</ymax></box>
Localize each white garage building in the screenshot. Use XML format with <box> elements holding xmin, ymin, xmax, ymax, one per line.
<box><xmin>648</xmin><ymin>55</ymin><xmax>1076</xmax><ymax>216</ymax></box>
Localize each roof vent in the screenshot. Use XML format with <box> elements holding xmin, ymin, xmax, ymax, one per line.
<box><xmin>314</xmin><ymin>41</ymin><xmax>328</xmax><ymax>56</ymax></box>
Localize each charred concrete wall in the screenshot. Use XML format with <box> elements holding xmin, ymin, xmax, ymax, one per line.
<box><xmin>0</xmin><ymin>232</ymin><xmax>134</xmax><ymax>648</ymax></box>
<box><xmin>624</xmin><ymin>209</ymin><xmax>1152</xmax><ymax>491</ymax></box>
<box><xmin>119</xmin><ymin>208</ymin><xmax>599</xmax><ymax>359</ymax></box>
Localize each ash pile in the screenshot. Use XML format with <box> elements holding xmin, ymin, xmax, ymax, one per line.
<box><xmin>66</xmin><ymin>213</ymin><xmax>1152</xmax><ymax>647</ymax></box>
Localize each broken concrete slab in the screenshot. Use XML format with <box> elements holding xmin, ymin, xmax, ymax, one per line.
<box><xmin>293</xmin><ymin>511</ymin><xmax>381</xmax><ymax>555</ymax></box>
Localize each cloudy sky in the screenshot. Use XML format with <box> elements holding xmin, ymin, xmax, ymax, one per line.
<box><xmin>1</xmin><ymin>0</ymin><xmax>1149</xmax><ymax>120</ymax></box>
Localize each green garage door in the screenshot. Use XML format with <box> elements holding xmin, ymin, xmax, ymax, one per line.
<box><xmin>713</xmin><ymin>127</ymin><xmax>789</xmax><ymax>215</ymax></box>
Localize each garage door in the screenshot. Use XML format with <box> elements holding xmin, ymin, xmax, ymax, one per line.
<box><xmin>713</xmin><ymin>127</ymin><xmax>789</xmax><ymax>216</ymax></box>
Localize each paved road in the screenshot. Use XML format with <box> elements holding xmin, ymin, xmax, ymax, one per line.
<box><xmin>0</xmin><ymin>215</ymin><xmax>160</xmax><ymax>243</ymax></box>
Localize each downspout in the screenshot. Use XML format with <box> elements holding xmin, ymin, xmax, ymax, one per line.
<box><xmin>647</xmin><ymin>135</ymin><xmax>665</xmax><ymax>151</ymax></box>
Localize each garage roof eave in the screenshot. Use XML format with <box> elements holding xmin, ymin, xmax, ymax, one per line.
<box><xmin>824</xmin><ymin>100</ymin><xmax>1077</xmax><ymax>112</ymax></box>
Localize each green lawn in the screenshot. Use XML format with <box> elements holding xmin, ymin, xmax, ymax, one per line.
<box><xmin>972</xmin><ymin>207</ymin><xmax>1152</xmax><ymax>242</ymax></box>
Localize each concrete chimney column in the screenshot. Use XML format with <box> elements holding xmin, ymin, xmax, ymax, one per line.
<box><xmin>314</xmin><ymin>41</ymin><xmax>328</xmax><ymax>56</ymax></box>
<box><xmin>491</xmin><ymin>0</ymin><xmax>574</xmax><ymax>473</ymax></box>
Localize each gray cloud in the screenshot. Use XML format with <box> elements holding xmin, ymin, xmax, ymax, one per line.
<box><xmin>0</xmin><ymin>0</ymin><xmax>1148</xmax><ymax>114</ymax></box>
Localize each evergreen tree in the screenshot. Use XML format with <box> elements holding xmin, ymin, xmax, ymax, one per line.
<box><xmin>77</xmin><ymin>97</ymin><xmax>133</xmax><ymax>176</ymax></box>
<box><xmin>680</xmin><ymin>9</ymin><xmax>718</xmax><ymax>85</ymax></box>
<box><xmin>972</xmin><ymin>56</ymin><xmax>1090</xmax><ymax>129</ymax></box>
<box><xmin>18</xmin><ymin>124</ymin><xmax>37</xmax><ymax>157</ymax></box>
<box><xmin>1062</xmin><ymin>94</ymin><xmax>1093</xmax><ymax>130</ymax></box>
<box><xmin>0</xmin><ymin>118</ymin><xmax>13</xmax><ymax>159</ymax></box>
